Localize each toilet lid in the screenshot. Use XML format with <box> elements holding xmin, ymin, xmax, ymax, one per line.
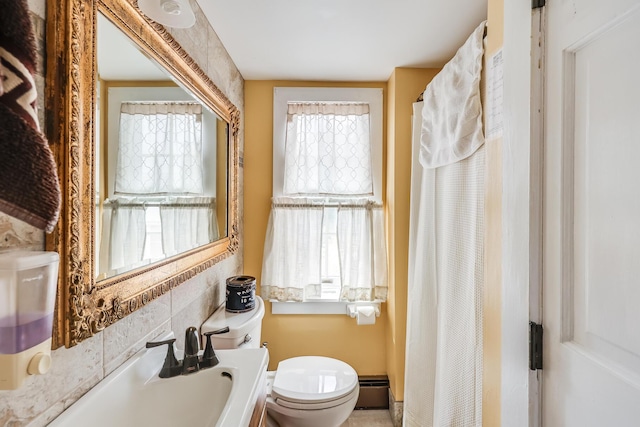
<box><xmin>272</xmin><ymin>356</ymin><xmax>358</xmax><ymax>404</ymax></box>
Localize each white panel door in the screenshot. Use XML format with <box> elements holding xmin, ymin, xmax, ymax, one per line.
<box><xmin>544</xmin><ymin>0</ymin><xmax>640</xmax><ymax>425</ymax></box>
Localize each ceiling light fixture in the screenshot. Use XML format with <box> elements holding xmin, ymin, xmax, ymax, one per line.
<box><xmin>137</xmin><ymin>0</ymin><xmax>196</xmax><ymax>29</ymax></box>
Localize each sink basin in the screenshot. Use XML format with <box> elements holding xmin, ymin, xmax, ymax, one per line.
<box><xmin>50</xmin><ymin>333</ymin><xmax>268</xmax><ymax>427</ymax></box>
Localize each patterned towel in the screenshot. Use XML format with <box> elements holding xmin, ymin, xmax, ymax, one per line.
<box><xmin>0</xmin><ymin>0</ymin><xmax>60</xmax><ymax>232</ymax></box>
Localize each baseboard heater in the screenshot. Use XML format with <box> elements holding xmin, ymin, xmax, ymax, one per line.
<box><xmin>355</xmin><ymin>375</ymin><xmax>389</xmax><ymax>409</ymax></box>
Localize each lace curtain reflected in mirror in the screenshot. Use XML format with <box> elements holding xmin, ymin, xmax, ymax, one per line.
<box><xmin>96</xmin><ymin>101</ymin><xmax>221</xmax><ymax>280</ymax></box>
<box><xmin>115</xmin><ymin>102</ymin><xmax>204</xmax><ymax>194</ymax></box>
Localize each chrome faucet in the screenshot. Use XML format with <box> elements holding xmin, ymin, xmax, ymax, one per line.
<box><xmin>145</xmin><ymin>326</ymin><xmax>230</xmax><ymax>378</ymax></box>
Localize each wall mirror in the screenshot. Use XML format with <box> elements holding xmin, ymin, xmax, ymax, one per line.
<box><xmin>46</xmin><ymin>0</ymin><xmax>239</xmax><ymax>348</ymax></box>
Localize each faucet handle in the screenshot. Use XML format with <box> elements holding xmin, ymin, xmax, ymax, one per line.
<box><xmin>145</xmin><ymin>338</ymin><xmax>181</xmax><ymax>378</ymax></box>
<box><xmin>200</xmin><ymin>327</ymin><xmax>229</xmax><ymax>369</ymax></box>
<box><xmin>146</xmin><ymin>338</ymin><xmax>176</xmax><ymax>348</ymax></box>
<box><xmin>204</xmin><ymin>326</ymin><xmax>230</xmax><ymax>337</ymax></box>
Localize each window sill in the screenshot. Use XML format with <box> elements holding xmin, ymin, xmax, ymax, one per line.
<box><xmin>269</xmin><ymin>300</ymin><xmax>382</xmax><ymax>316</ymax></box>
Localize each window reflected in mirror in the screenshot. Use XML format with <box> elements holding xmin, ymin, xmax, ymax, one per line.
<box><xmin>95</xmin><ymin>14</ymin><xmax>228</xmax><ymax>281</ymax></box>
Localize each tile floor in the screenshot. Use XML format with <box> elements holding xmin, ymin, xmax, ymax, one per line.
<box><xmin>341</xmin><ymin>409</ymin><xmax>394</xmax><ymax>426</ymax></box>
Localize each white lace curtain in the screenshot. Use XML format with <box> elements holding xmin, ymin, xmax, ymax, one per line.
<box><xmin>261</xmin><ymin>198</ymin><xmax>324</xmax><ymax>302</ymax></box>
<box><xmin>98</xmin><ymin>196</ymin><xmax>216</xmax><ymax>275</ymax></box>
<box><xmin>102</xmin><ymin>197</ymin><xmax>147</xmax><ymax>273</ymax></box>
<box><xmin>283</xmin><ymin>103</ymin><xmax>372</xmax><ymax>196</ymax></box>
<box><xmin>160</xmin><ymin>196</ymin><xmax>218</xmax><ymax>257</ymax></box>
<box><xmin>115</xmin><ymin>102</ymin><xmax>204</xmax><ymax>195</ymax></box>
<box><xmin>262</xmin><ymin>102</ymin><xmax>387</xmax><ymax>302</ymax></box>
<box><xmin>337</xmin><ymin>200</ymin><xmax>388</xmax><ymax>301</ymax></box>
<box><xmin>261</xmin><ymin>198</ymin><xmax>387</xmax><ymax>302</ymax></box>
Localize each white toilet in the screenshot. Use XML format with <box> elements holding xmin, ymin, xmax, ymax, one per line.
<box><xmin>201</xmin><ymin>296</ymin><xmax>359</xmax><ymax>427</ymax></box>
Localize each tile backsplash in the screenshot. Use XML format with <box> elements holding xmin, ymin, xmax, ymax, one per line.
<box><xmin>0</xmin><ymin>1</ymin><xmax>244</xmax><ymax>425</ymax></box>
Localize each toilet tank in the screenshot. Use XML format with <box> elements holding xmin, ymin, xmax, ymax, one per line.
<box><xmin>201</xmin><ymin>296</ymin><xmax>265</xmax><ymax>349</ymax></box>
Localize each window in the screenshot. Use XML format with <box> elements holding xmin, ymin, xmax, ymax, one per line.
<box><xmin>262</xmin><ymin>88</ymin><xmax>387</xmax><ymax>305</ymax></box>
<box><xmin>272</xmin><ymin>88</ymin><xmax>383</xmax><ymax>203</ymax></box>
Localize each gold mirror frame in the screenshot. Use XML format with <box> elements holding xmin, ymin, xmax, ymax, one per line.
<box><xmin>45</xmin><ymin>0</ymin><xmax>240</xmax><ymax>348</ymax></box>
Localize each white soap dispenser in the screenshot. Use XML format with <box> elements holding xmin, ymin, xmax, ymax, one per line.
<box><xmin>0</xmin><ymin>251</ymin><xmax>59</xmax><ymax>390</ymax></box>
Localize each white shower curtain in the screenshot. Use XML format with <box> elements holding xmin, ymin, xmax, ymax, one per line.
<box><xmin>404</xmin><ymin>21</ymin><xmax>486</xmax><ymax>427</ymax></box>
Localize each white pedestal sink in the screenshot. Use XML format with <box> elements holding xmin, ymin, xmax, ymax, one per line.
<box><xmin>50</xmin><ymin>333</ymin><xmax>268</xmax><ymax>427</ymax></box>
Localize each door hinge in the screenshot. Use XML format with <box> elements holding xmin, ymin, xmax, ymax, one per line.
<box><xmin>529</xmin><ymin>322</ymin><xmax>543</xmax><ymax>370</ymax></box>
<box><xmin>532</xmin><ymin>0</ymin><xmax>545</xmax><ymax>9</ymax></box>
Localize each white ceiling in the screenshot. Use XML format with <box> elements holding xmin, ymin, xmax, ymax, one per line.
<box><xmin>97</xmin><ymin>14</ymin><xmax>169</xmax><ymax>81</ymax></box>
<box><xmin>196</xmin><ymin>0</ymin><xmax>487</xmax><ymax>81</ymax></box>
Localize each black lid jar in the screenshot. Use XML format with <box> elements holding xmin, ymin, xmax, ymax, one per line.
<box><xmin>225</xmin><ymin>275</ymin><xmax>256</xmax><ymax>313</ymax></box>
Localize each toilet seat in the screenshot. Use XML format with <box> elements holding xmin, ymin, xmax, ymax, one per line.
<box><xmin>273</xmin><ymin>386</ymin><xmax>359</xmax><ymax>411</ymax></box>
<box><xmin>271</xmin><ymin>356</ymin><xmax>358</xmax><ymax>409</ymax></box>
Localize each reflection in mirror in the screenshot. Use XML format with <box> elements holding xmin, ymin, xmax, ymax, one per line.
<box><xmin>95</xmin><ymin>14</ymin><xmax>228</xmax><ymax>281</ymax></box>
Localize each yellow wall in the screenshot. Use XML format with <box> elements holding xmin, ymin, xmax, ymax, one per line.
<box><xmin>484</xmin><ymin>0</ymin><xmax>504</xmax><ymax>425</ymax></box>
<box><xmin>385</xmin><ymin>68</ymin><xmax>440</xmax><ymax>401</ymax></box>
<box><xmin>244</xmin><ymin>80</ymin><xmax>388</xmax><ymax>374</ymax></box>
<box><xmin>243</xmin><ymin>72</ymin><xmax>442</xmax><ymax>397</ymax></box>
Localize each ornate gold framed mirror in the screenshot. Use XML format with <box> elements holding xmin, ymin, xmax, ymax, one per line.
<box><xmin>45</xmin><ymin>0</ymin><xmax>239</xmax><ymax>348</ymax></box>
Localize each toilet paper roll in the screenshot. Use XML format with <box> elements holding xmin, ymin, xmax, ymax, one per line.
<box><xmin>356</xmin><ymin>306</ymin><xmax>376</xmax><ymax>325</ymax></box>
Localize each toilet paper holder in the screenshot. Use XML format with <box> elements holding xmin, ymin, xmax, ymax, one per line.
<box><xmin>346</xmin><ymin>303</ymin><xmax>381</xmax><ymax>318</ymax></box>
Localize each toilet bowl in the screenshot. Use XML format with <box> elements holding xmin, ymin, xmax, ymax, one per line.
<box><xmin>201</xmin><ymin>296</ymin><xmax>359</xmax><ymax>427</ymax></box>
<box><xmin>265</xmin><ymin>355</ymin><xmax>359</xmax><ymax>427</ymax></box>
